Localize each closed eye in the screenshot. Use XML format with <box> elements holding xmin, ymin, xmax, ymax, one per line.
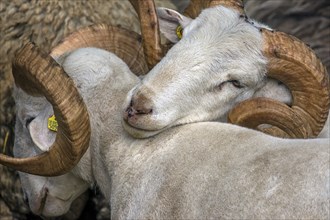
<box><xmin>229</xmin><ymin>80</ymin><xmax>244</xmax><ymax>89</ymax></box>
<box><xmin>216</xmin><ymin>80</ymin><xmax>245</xmax><ymax>91</ymax></box>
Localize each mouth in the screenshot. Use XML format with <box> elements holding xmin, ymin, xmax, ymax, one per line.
<box><xmin>121</xmin><ymin>119</ymin><xmax>167</xmax><ymax>138</ymax></box>
<box><xmin>35</xmin><ymin>187</ymin><xmax>74</xmax><ymax>216</ymax></box>
<box><xmin>37</xmin><ymin>186</ymin><xmax>49</xmax><ymax>215</ymax></box>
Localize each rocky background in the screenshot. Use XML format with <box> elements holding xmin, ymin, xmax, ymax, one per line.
<box><xmin>0</xmin><ymin>0</ymin><xmax>329</xmax><ymax>219</ymax></box>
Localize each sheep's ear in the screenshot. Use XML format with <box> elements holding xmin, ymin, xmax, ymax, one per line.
<box><xmin>28</xmin><ymin>106</ymin><xmax>56</xmax><ymax>152</ymax></box>
<box><xmin>253</xmin><ymin>79</ymin><xmax>292</xmax><ymax>105</ymax></box>
<box><xmin>157</xmin><ymin>7</ymin><xmax>193</xmax><ymax>43</ymax></box>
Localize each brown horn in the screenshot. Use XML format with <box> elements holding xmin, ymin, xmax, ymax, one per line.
<box><xmin>0</xmin><ymin>42</ymin><xmax>91</xmax><ymax>176</ymax></box>
<box><xmin>129</xmin><ymin>0</ymin><xmax>165</xmax><ymax>69</ymax></box>
<box><xmin>228</xmin><ymin>29</ymin><xmax>330</xmax><ymax>138</ymax></box>
<box><xmin>184</xmin><ymin>0</ymin><xmax>244</xmax><ymax>18</ymax></box>
<box><xmin>51</xmin><ymin>24</ymin><xmax>148</xmax><ymax>76</ymax></box>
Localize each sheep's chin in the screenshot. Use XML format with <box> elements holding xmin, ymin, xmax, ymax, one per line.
<box><xmin>122</xmin><ymin>119</ymin><xmax>167</xmax><ymax>138</ymax></box>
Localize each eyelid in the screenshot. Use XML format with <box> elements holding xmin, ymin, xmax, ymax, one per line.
<box><xmin>229</xmin><ymin>80</ymin><xmax>244</xmax><ymax>88</ymax></box>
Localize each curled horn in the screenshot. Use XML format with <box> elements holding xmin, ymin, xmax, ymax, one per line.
<box><xmin>0</xmin><ymin>43</ymin><xmax>91</xmax><ymax>176</ymax></box>
<box><xmin>51</xmin><ymin>24</ymin><xmax>148</xmax><ymax>75</ymax></box>
<box><xmin>131</xmin><ymin>0</ymin><xmax>329</xmax><ymax>138</ymax></box>
<box><xmin>184</xmin><ymin>0</ymin><xmax>330</xmax><ymax>138</ymax></box>
<box><xmin>0</xmin><ymin>24</ymin><xmax>150</xmax><ymax>175</ymax></box>
<box><xmin>228</xmin><ymin>29</ymin><xmax>330</xmax><ymax>138</ymax></box>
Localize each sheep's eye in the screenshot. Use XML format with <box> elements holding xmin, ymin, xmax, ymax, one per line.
<box><xmin>25</xmin><ymin>117</ymin><xmax>35</xmax><ymax>128</ymax></box>
<box><xmin>229</xmin><ymin>80</ymin><xmax>244</xmax><ymax>89</ymax></box>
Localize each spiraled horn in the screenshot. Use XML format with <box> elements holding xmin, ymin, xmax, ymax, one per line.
<box><xmin>51</xmin><ymin>24</ymin><xmax>148</xmax><ymax>76</ymax></box>
<box><xmin>228</xmin><ymin>29</ymin><xmax>330</xmax><ymax>138</ymax></box>
<box><xmin>0</xmin><ymin>43</ymin><xmax>91</xmax><ymax>176</ymax></box>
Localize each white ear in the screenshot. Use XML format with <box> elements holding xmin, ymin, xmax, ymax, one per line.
<box><xmin>28</xmin><ymin>106</ymin><xmax>56</xmax><ymax>152</ymax></box>
<box><xmin>157</xmin><ymin>7</ymin><xmax>193</xmax><ymax>43</ymax></box>
<box><xmin>253</xmin><ymin>79</ymin><xmax>292</xmax><ymax>105</ymax></box>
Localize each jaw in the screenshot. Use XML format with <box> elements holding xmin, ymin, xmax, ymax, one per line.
<box><xmin>121</xmin><ymin>119</ymin><xmax>167</xmax><ymax>138</ymax></box>
<box><xmin>121</xmin><ymin>110</ymin><xmax>217</xmax><ymax>139</ymax></box>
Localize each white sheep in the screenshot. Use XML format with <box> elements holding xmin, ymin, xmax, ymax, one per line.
<box><xmin>0</xmin><ymin>0</ymin><xmax>178</xmax><ymax>218</ymax></box>
<box><xmin>6</xmin><ymin>23</ymin><xmax>147</xmax><ymax>218</ymax></box>
<box><xmin>2</xmin><ymin>0</ymin><xmax>328</xmax><ymax>218</ymax></box>
<box><xmin>1</xmin><ymin>39</ymin><xmax>329</xmax><ymax>220</ymax></box>
<box><xmin>122</xmin><ymin>0</ymin><xmax>330</xmax><ymax>139</ymax></box>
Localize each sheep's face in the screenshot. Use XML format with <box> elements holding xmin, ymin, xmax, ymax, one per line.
<box><xmin>123</xmin><ymin>6</ymin><xmax>267</xmax><ymax>138</ymax></box>
<box><xmin>13</xmin><ymin>88</ymin><xmax>89</xmax><ymax>217</ymax></box>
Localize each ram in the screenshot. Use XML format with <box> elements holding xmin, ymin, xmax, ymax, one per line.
<box><xmin>0</xmin><ymin>0</ymin><xmax>177</xmax><ymax>218</ymax></box>
<box><xmin>0</xmin><ymin>42</ymin><xmax>329</xmax><ymax>219</ymax></box>
<box><xmin>0</xmin><ymin>1</ymin><xmax>329</xmax><ymax>219</ymax></box>
<box><xmin>5</xmin><ymin>23</ymin><xmax>147</xmax><ymax>218</ymax></box>
<box><xmin>122</xmin><ymin>0</ymin><xmax>330</xmax><ymax>140</ymax></box>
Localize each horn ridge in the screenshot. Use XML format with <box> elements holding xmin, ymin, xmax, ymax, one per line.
<box><xmin>0</xmin><ymin>42</ymin><xmax>91</xmax><ymax>176</ymax></box>
<box><xmin>263</xmin><ymin>29</ymin><xmax>329</xmax><ymax>137</ymax></box>
<box><xmin>50</xmin><ymin>24</ymin><xmax>148</xmax><ymax>75</ymax></box>
<box><xmin>229</xmin><ymin>29</ymin><xmax>330</xmax><ymax>138</ymax></box>
<box><xmin>228</xmin><ymin>98</ymin><xmax>309</xmax><ymax>138</ymax></box>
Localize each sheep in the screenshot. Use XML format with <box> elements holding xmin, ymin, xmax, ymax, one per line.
<box><xmin>0</xmin><ymin>0</ymin><xmax>177</xmax><ymax>154</ymax></box>
<box><xmin>6</xmin><ymin>22</ymin><xmax>148</xmax><ymax>218</ymax></box>
<box><xmin>1</xmin><ymin>40</ymin><xmax>329</xmax><ymax>219</ymax></box>
<box><xmin>122</xmin><ymin>0</ymin><xmax>330</xmax><ymax>140</ymax></box>
<box><xmin>1</xmin><ymin>0</ymin><xmax>325</xmax><ymax>218</ymax></box>
<box><xmin>0</xmin><ymin>0</ymin><xmax>178</xmax><ymax>218</ymax></box>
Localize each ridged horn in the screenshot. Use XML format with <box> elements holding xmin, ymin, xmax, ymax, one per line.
<box><xmin>0</xmin><ymin>43</ymin><xmax>91</xmax><ymax>176</ymax></box>
<box><xmin>51</xmin><ymin>24</ymin><xmax>148</xmax><ymax>76</ymax></box>
<box><xmin>129</xmin><ymin>0</ymin><xmax>165</xmax><ymax>69</ymax></box>
<box><xmin>184</xmin><ymin>0</ymin><xmax>244</xmax><ymax>18</ymax></box>
<box><xmin>228</xmin><ymin>29</ymin><xmax>330</xmax><ymax>138</ymax></box>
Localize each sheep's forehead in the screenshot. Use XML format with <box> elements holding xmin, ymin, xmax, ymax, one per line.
<box><xmin>169</xmin><ymin>6</ymin><xmax>263</xmax><ymax>68</ymax></box>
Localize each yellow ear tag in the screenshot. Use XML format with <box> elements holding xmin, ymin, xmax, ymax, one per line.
<box><xmin>48</xmin><ymin>115</ymin><xmax>58</xmax><ymax>132</ymax></box>
<box><xmin>176</xmin><ymin>25</ymin><xmax>183</xmax><ymax>39</ymax></box>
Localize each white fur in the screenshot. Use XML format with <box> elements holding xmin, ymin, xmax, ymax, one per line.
<box><xmin>14</xmin><ymin>47</ymin><xmax>329</xmax><ymax>219</ymax></box>
<box><xmin>123</xmin><ymin>6</ymin><xmax>329</xmax><ymax>138</ymax></box>
<box><xmin>13</xmin><ymin>47</ymin><xmax>136</xmax><ymax>217</ymax></box>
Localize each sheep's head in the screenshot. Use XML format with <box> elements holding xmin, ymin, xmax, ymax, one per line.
<box><xmin>123</xmin><ymin>0</ymin><xmax>330</xmax><ymax>138</ymax></box>
<box><xmin>12</xmin><ymin>87</ymin><xmax>90</xmax><ymax>217</ymax></box>
<box><xmin>0</xmin><ymin>24</ymin><xmax>147</xmax><ymax>216</ymax></box>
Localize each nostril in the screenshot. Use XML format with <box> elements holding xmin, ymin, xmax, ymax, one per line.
<box><xmin>136</xmin><ymin>108</ymin><xmax>152</xmax><ymax>115</ymax></box>
<box><xmin>126</xmin><ymin>106</ymin><xmax>136</xmax><ymax>118</ymax></box>
<box><xmin>125</xmin><ymin>106</ymin><xmax>153</xmax><ymax>119</ymax></box>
